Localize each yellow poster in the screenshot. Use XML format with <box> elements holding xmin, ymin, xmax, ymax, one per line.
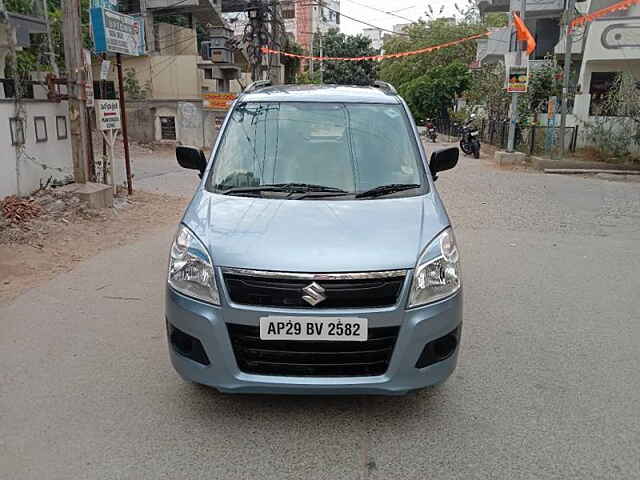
<box><xmin>507</xmin><ymin>66</ymin><xmax>529</xmax><ymax>93</ymax></box>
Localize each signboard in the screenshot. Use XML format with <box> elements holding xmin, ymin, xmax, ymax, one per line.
<box><xmin>203</xmin><ymin>93</ymin><xmax>237</xmax><ymax>110</ymax></box>
<box><xmin>83</xmin><ymin>49</ymin><xmax>95</xmax><ymax>107</ymax></box>
<box><xmin>507</xmin><ymin>66</ymin><xmax>529</xmax><ymax>93</ymax></box>
<box><xmin>100</xmin><ymin>60</ymin><xmax>112</xmax><ymax>80</ymax></box>
<box><xmin>90</xmin><ymin>7</ymin><xmax>145</xmax><ymax>56</ymax></box>
<box><xmin>96</xmin><ymin>99</ymin><xmax>121</xmax><ymax>130</ymax></box>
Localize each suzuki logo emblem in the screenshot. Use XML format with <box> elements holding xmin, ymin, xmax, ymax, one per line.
<box><xmin>302</xmin><ymin>282</ymin><xmax>327</xmax><ymax>306</ymax></box>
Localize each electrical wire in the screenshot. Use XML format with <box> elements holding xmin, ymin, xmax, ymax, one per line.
<box><xmin>290</xmin><ymin>0</ymin><xmax>410</xmax><ymax>36</ymax></box>
<box><xmin>340</xmin><ymin>0</ymin><xmax>415</xmax><ymax>23</ymax></box>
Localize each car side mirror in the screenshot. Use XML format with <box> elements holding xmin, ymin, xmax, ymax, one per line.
<box><xmin>430</xmin><ymin>147</ymin><xmax>459</xmax><ymax>181</ymax></box>
<box><xmin>176</xmin><ymin>146</ymin><xmax>207</xmax><ymax>177</ymax></box>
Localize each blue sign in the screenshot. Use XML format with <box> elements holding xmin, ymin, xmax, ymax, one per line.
<box><xmin>91</xmin><ymin>7</ymin><xmax>145</xmax><ymax>56</ymax></box>
<box><xmin>91</xmin><ymin>0</ymin><xmax>118</xmax><ymax>10</ymax></box>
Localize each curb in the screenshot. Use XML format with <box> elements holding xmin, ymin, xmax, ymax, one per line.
<box><xmin>530</xmin><ymin>156</ymin><xmax>640</xmax><ymax>172</ymax></box>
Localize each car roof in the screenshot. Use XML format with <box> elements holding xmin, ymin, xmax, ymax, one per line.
<box><xmin>239</xmin><ymin>84</ymin><xmax>401</xmax><ymax>104</ymax></box>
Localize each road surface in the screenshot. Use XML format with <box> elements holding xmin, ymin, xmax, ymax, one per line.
<box><xmin>1</xmin><ymin>144</ymin><xmax>639</xmax><ymax>479</ymax></box>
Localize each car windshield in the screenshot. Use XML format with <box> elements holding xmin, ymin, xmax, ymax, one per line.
<box><xmin>207</xmin><ymin>101</ymin><xmax>426</xmax><ymax>196</ymax></box>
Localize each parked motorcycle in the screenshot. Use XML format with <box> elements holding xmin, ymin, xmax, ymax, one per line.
<box><xmin>426</xmin><ymin>120</ymin><xmax>438</xmax><ymax>142</ymax></box>
<box><xmin>459</xmin><ymin>118</ymin><xmax>481</xmax><ymax>159</ymax></box>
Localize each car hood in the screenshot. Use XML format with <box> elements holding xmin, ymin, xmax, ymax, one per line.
<box><xmin>183</xmin><ymin>191</ymin><xmax>450</xmax><ymax>272</ymax></box>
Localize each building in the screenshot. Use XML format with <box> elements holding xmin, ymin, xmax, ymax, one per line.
<box><xmin>362</xmin><ymin>28</ymin><xmax>384</xmax><ymax>51</ymax></box>
<box><xmin>95</xmin><ymin>0</ymin><xmax>250</xmax><ymax>147</ymax></box>
<box><xmin>223</xmin><ymin>0</ymin><xmax>340</xmax><ymax>55</ymax></box>
<box><xmin>284</xmin><ymin>0</ymin><xmax>340</xmax><ymax>53</ymax></box>
<box><xmin>475</xmin><ymin>0</ymin><xmax>640</xmax><ymax>141</ymax></box>
<box><xmin>1</xmin><ymin>9</ymin><xmax>73</xmax><ymax>197</ymax></box>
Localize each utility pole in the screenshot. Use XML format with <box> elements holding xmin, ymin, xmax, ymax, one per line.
<box><xmin>42</xmin><ymin>0</ymin><xmax>59</xmax><ymax>75</ymax></box>
<box><xmin>559</xmin><ymin>0</ymin><xmax>576</xmax><ymax>158</ymax></box>
<box><xmin>507</xmin><ymin>0</ymin><xmax>526</xmax><ymax>153</ymax></box>
<box><xmin>62</xmin><ymin>0</ymin><xmax>90</xmax><ymax>184</ymax></box>
<box><xmin>319</xmin><ymin>0</ymin><xmax>324</xmax><ymax>84</ymax></box>
<box><xmin>310</xmin><ymin>31</ymin><xmax>314</xmax><ymax>79</ymax></box>
<box><xmin>319</xmin><ymin>30</ymin><xmax>324</xmax><ymax>84</ymax></box>
<box><xmin>270</xmin><ymin>0</ymin><xmax>283</xmax><ymax>84</ymax></box>
<box><xmin>116</xmin><ymin>53</ymin><xmax>133</xmax><ymax>195</ymax></box>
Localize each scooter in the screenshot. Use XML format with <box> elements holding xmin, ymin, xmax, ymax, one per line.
<box><xmin>459</xmin><ymin>120</ymin><xmax>481</xmax><ymax>159</ymax></box>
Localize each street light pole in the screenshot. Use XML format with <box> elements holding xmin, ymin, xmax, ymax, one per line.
<box><xmin>507</xmin><ymin>0</ymin><xmax>526</xmax><ymax>153</ymax></box>
<box><xmin>559</xmin><ymin>0</ymin><xmax>576</xmax><ymax>158</ymax></box>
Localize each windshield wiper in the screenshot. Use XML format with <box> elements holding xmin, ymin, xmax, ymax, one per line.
<box><xmin>218</xmin><ymin>185</ymin><xmax>290</xmax><ymax>196</ymax></box>
<box><xmin>218</xmin><ymin>183</ymin><xmax>349</xmax><ymax>197</ymax></box>
<box><xmin>274</xmin><ymin>183</ymin><xmax>349</xmax><ymax>194</ymax></box>
<box><xmin>355</xmin><ymin>184</ymin><xmax>421</xmax><ymax>199</ymax></box>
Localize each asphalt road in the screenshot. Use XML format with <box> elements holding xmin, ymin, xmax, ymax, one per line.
<box><xmin>2</xmin><ymin>143</ymin><xmax>639</xmax><ymax>479</ymax></box>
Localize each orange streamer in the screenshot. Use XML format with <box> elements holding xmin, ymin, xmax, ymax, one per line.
<box><xmin>261</xmin><ymin>31</ymin><xmax>491</xmax><ymax>62</ymax></box>
<box><xmin>570</xmin><ymin>0</ymin><xmax>640</xmax><ymax>29</ymax></box>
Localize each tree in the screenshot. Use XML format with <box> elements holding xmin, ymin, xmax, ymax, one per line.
<box><xmin>281</xmin><ymin>40</ymin><xmax>303</xmax><ymax>84</ymax></box>
<box><xmin>584</xmin><ymin>72</ymin><xmax>640</xmax><ymax>158</ymax></box>
<box><xmin>465</xmin><ymin>62</ymin><xmax>511</xmax><ymax>120</ymax></box>
<box><xmin>452</xmin><ymin>0</ymin><xmax>508</xmax><ymax>27</ymax></box>
<box><xmin>380</xmin><ymin>17</ymin><xmax>484</xmax><ymax>120</ymax></box>
<box><xmin>310</xmin><ymin>30</ymin><xmax>377</xmax><ymax>85</ymax></box>
<box><xmin>400</xmin><ymin>63</ymin><xmax>471</xmax><ymax>123</ymax></box>
<box><xmin>123</xmin><ymin>68</ymin><xmax>149</xmax><ymax>100</ymax></box>
<box><xmin>380</xmin><ymin>19</ymin><xmax>483</xmax><ymax>90</ymax></box>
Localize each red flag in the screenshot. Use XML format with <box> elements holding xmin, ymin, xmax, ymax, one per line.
<box><xmin>512</xmin><ymin>12</ymin><xmax>536</xmax><ymax>56</ymax></box>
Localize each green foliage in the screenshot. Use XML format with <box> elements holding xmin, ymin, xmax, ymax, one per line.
<box><xmin>123</xmin><ymin>69</ymin><xmax>148</xmax><ymax>100</ymax></box>
<box><xmin>5</xmin><ymin>0</ymin><xmax>35</xmax><ymax>14</ymax></box>
<box><xmin>399</xmin><ymin>62</ymin><xmax>471</xmax><ymax>122</ymax></box>
<box><xmin>380</xmin><ymin>19</ymin><xmax>483</xmax><ymax>89</ymax></box>
<box><xmin>584</xmin><ymin>72</ymin><xmax>640</xmax><ymax>159</ymax></box>
<box><xmin>311</xmin><ymin>30</ymin><xmax>378</xmax><ymax>86</ymax></box>
<box><xmin>282</xmin><ymin>41</ymin><xmax>303</xmax><ymax>84</ymax></box>
<box><xmin>45</xmin><ymin>0</ymin><xmax>92</xmax><ymax>72</ymax></box>
<box><xmin>485</xmin><ymin>12</ymin><xmax>509</xmax><ymax>28</ymax></box>
<box><xmin>295</xmin><ymin>71</ymin><xmax>318</xmax><ymax>85</ymax></box>
<box><xmin>465</xmin><ymin>62</ymin><xmax>510</xmax><ymax>119</ymax></box>
<box><xmin>519</xmin><ymin>58</ymin><xmax>562</xmax><ymax>124</ymax></box>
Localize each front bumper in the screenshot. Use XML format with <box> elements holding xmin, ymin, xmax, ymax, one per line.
<box><xmin>165</xmin><ymin>279</ymin><xmax>463</xmax><ymax>395</ymax></box>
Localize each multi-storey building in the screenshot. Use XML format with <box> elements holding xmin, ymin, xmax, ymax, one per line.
<box><xmin>95</xmin><ymin>0</ymin><xmax>249</xmax><ymax>146</ymax></box>
<box><xmin>476</xmin><ymin>0</ymin><xmax>640</xmax><ymax>123</ymax></box>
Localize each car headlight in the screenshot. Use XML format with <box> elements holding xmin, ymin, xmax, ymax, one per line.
<box><xmin>168</xmin><ymin>224</ymin><xmax>220</xmax><ymax>305</ymax></box>
<box><xmin>408</xmin><ymin>227</ymin><xmax>461</xmax><ymax>308</ymax></box>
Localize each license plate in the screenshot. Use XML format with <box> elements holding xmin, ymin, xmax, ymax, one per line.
<box><xmin>259</xmin><ymin>317</ymin><xmax>368</xmax><ymax>342</ymax></box>
<box><xmin>470</xmin><ymin>131</ymin><xmax>479</xmax><ymax>136</ymax></box>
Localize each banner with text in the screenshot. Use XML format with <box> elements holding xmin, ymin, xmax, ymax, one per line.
<box><xmin>203</xmin><ymin>93</ymin><xmax>237</xmax><ymax>111</ymax></box>
<box><xmin>91</xmin><ymin>7</ymin><xmax>145</xmax><ymax>56</ymax></box>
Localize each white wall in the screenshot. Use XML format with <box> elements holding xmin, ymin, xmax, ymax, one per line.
<box><xmin>0</xmin><ymin>100</ymin><xmax>73</xmax><ymax>198</ymax></box>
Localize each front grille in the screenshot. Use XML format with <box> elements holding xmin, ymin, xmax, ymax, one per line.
<box><xmin>227</xmin><ymin>324</ymin><xmax>400</xmax><ymax>377</ymax></box>
<box><xmin>222</xmin><ymin>269</ymin><xmax>406</xmax><ymax>309</ymax></box>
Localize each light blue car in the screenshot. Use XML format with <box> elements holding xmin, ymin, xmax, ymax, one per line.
<box><xmin>167</xmin><ymin>81</ymin><xmax>462</xmax><ymax>395</ymax></box>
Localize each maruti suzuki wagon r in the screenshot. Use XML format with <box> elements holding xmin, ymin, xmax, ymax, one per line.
<box><xmin>166</xmin><ymin>81</ymin><xmax>462</xmax><ymax>395</ymax></box>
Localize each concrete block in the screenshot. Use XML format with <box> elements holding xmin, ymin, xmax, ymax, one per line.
<box><xmin>494</xmin><ymin>151</ymin><xmax>527</xmax><ymax>167</ymax></box>
<box><xmin>58</xmin><ymin>182</ymin><xmax>114</xmax><ymax>209</ymax></box>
